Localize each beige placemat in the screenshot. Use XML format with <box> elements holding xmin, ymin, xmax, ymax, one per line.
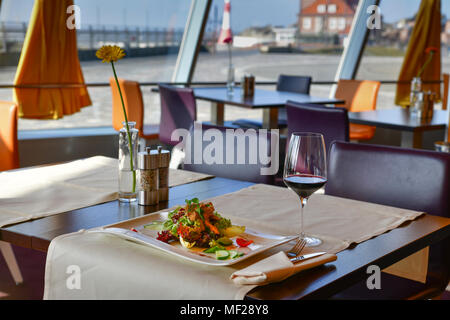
<box><xmin>0</xmin><ymin>157</ymin><xmax>213</xmax><ymax>227</ymax></box>
<box><xmin>168</xmin><ymin>168</ymin><xmax>212</xmax><ymax>187</ymax></box>
<box><xmin>44</xmin><ymin>184</ymin><xmax>426</xmax><ymax>300</ymax></box>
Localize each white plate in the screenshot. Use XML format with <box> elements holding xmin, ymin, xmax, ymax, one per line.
<box><xmin>88</xmin><ymin>211</ymin><xmax>297</xmax><ymax>266</ymax></box>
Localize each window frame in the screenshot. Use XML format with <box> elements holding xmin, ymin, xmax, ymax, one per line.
<box><xmin>329</xmin><ymin>17</ymin><xmax>338</xmax><ymax>30</ymax></box>
<box><xmin>303</xmin><ymin>17</ymin><xmax>312</xmax><ymax>29</ymax></box>
<box><xmin>328</xmin><ymin>4</ymin><xmax>337</xmax><ymax>13</ymax></box>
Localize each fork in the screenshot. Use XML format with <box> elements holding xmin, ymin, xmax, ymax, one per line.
<box><xmin>286</xmin><ymin>237</ymin><xmax>307</xmax><ymax>258</ymax></box>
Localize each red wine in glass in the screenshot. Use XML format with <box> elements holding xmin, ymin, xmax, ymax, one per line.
<box><xmin>283</xmin><ymin>132</ymin><xmax>327</xmax><ymax>247</ymax></box>
<box><xmin>283</xmin><ymin>174</ymin><xmax>327</xmax><ymax>199</ymax></box>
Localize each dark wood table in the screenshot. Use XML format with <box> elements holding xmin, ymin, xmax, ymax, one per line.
<box><xmin>1</xmin><ymin>176</ymin><xmax>449</xmax><ymax>299</ymax></box>
<box><xmin>193</xmin><ymin>87</ymin><xmax>345</xmax><ymax>129</ymax></box>
<box><xmin>349</xmin><ymin>109</ymin><xmax>449</xmax><ymax>149</ymax></box>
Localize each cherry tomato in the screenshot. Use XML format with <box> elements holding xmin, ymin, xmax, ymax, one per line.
<box><xmin>236</xmin><ymin>238</ymin><xmax>253</xmax><ymax>247</ymax></box>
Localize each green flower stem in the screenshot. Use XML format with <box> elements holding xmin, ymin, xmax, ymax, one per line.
<box><xmin>111</xmin><ymin>61</ymin><xmax>136</xmax><ymax>194</ymax></box>
<box><xmin>417</xmin><ymin>52</ymin><xmax>434</xmax><ymax>78</ymax></box>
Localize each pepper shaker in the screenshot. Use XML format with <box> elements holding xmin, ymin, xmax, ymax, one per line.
<box><xmin>247</xmin><ymin>74</ymin><xmax>255</xmax><ymax>97</ymax></box>
<box><xmin>137</xmin><ymin>147</ymin><xmax>159</xmax><ymax>206</ymax></box>
<box><xmin>158</xmin><ymin>146</ymin><xmax>170</xmax><ymax>202</ymax></box>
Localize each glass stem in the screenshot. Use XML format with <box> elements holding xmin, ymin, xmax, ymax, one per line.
<box><xmin>299</xmin><ymin>196</ymin><xmax>307</xmax><ymax>239</ymax></box>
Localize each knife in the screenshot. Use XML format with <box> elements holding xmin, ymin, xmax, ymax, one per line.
<box><xmin>289</xmin><ymin>251</ymin><xmax>327</xmax><ymax>263</ymax></box>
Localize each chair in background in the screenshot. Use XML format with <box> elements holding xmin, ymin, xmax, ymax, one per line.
<box><xmin>232</xmin><ymin>75</ymin><xmax>312</xmax><ymax>129</ymax></box>
<box><xmin>110</xmin><ymin>78</ymin><xmax>158</xmax><ymax>141</ymax></box>
<box><xmin>446</xmin><ymin>74</ymin><xmax>450</xmax><ymax>142</ymax></box>
<box><xmin>286</xmin><ymin>101</ymin><xmax>349</xmax><ymax>155</ymax></box>
<box><xmin>183</xmin><ymin>122</ymin><xmax>278</xmax><ymax>185</ymax></box>
<box><xmin>270</xmin><ymin>101</ymin><xmax>349</xmax><ymax>187</ymax></box>
<box><xmin>442</xmin><ymin>73</ymin><xmax>450</xmax><ymax>143</ymax></box>
<box><xmin>0</xmin><ymin>101</ymin><xmax>23</xmax><ymax>285</ymax></box>
<box><xmin>158</xmin><ymin>84</ymin><xmax>197</xmax><ymax>146</ymax></box>
<box><xmin>326</xmin><ymin>141</ymin><xmax>450</xmax><ymax>299</ymax></box>
<box><xmin>334</xmin><ymin>79</ymin><xmax>380</xmax><ymax>141</ymax></box>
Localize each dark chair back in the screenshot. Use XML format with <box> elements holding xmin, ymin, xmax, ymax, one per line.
<box><xmin>326</xmin><ymin>142</ymin><xmax>450</xmax><ymax>217</ymax></box>
<box><xmin>326</xmin><ymin>141</ymin><xmax>450</xmax><ymax>293</ymax></box>
<box><xmin>158</xmin><ymin>84</ymin><xmax>197</xmax><ymax>146</ymax></box>
<box><xmin>276</xmin><ymin>75</ymin><xmax>312</xmax><ymax>94</ymax></box>
<box><xmin>286</xmin><ymin>101</ymin><xmax>349</xmax><ymax>155</ymax></box>
<box><xmin>183</xmin><ymin>123</ymin><xmax>278</xmax><ymax>184</ymax></box>
<box><xmin>277</xmin><ymin>75</ymin><xmax>312</xmax><ymax>125</ymax></box>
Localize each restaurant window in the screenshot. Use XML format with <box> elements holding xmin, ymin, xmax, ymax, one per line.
<box><xmin>0</xmin><ymin>0</ymin><xmax>33</xmax><ymax>103</ymax></box>
<box><xmin>1</xmin><ymin>0</ymin><xmax>191</xmax><ymax>131</ymax></box>
<box><xmin>355</xmin><ymin>0</ymin><xmax>424</xmax><ymax>110</ymax></box>
<box><xmin>194</xmin><ymin>0</ymin><xmax>358</xmax><ymax>122</ymax></box>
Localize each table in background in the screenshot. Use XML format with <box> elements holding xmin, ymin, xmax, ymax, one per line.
<box><xmin>349</xmin><ymin>109</ymin><xmax>449</xmax><ymax>149</ymax></box>
<box><xmin>193</xmin><ymin>87</ymin><xmax>345</xmax><ymax>129</ymax></box>
<box><xmin>1</xmin><ymin>175</ymin><xmax>449</xmax><ymax>299</ymax></box>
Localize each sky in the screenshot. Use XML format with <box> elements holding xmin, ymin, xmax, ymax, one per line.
<box><xmin>1</xmin><ymin>0</ymin><xmax>450</xmax><ymax>32</ymax></box>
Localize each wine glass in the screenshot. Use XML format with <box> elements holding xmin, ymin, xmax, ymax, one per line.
<box><xmin>283</xmin><ymin>132</ymin><xmax>327</xmax><ymax>247</ymax></box>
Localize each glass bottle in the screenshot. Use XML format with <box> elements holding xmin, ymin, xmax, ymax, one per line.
<box><xmin>118</xmin><ymin>121</ymin><xmax>139</xmax><ymax>202</ymax></box>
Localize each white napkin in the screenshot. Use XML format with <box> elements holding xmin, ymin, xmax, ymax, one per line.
<box><xmin>230</xmin><ymin>251</ymin><xmax>337</xmax><ymax>285</ymax></box>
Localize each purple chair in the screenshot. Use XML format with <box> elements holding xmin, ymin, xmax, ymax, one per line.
<box><xmin>183</xmin><ymin>122</ymin><xmax>278</xmax><ymax>184</ymax></box>
<box><xmin>327</xmin><ymin>141</ymin><xmax>450</xmax><ymax>299</ymax></box>
<box><xmin>158</xmin><ymin>84</ymin><xmax>197</xmax><ymax>146</ymax></box>
<box><xmin>286</xmin><ymin>101</ymin><xmax>349</xmax><ymax>155</ymax></box>
<box><xmin>232</xmin><ymin>75</ymin><xmax>312</xmax><ymax>129</ymax></box>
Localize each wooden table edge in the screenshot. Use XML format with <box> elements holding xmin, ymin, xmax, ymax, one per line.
<box><xmin>0</xmin><ymin>177</ymin><xmax>250</xmax><ymax>252</ymax></box>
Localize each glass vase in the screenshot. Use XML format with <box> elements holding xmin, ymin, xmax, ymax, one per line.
<box><xmin>118</xmin><ymin>121</ymin><xmax>139</xmax><ymax>202</ymax></box>
<box><xmin>410</xmin><ymin>77</ymin><xmax>422</xmax><ymax>108</ymax></box>
<box><xmin>227</xmin><ymin>64</ymin><xmax>235</xmax><ymax>94</ymax></box>
<box><xmin>410</xmin><ymin>77</ymin><xmax>423</xmax><ymax>117</ymax></box>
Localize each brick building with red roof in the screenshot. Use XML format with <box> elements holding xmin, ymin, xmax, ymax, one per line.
<box><xmin>298</xmin><ymin>0</ymin><xmax>358</xmax><ymax>35</ymax></box>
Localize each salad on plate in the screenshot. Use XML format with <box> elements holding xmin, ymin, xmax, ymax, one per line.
<box><xmin>146</xmin><ymin>198</ymin><xmax>254</xmax><ymax>260</ymax></box>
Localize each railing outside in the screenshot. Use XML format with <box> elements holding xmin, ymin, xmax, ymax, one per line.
<box><xmin>0</xmin><ymin>80</ymin><xmax>442</xmax><ymax>89</ymax></box>
<box><xmin>0</xmin><ymin>21</ymin><xmax>185</xmax><ymax>53</ymax></box>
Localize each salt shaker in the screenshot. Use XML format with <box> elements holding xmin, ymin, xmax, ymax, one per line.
<box><xmin>137</xmin><ymin>147</ymin><xmax>159</xmax><ymax>206</ymax></box>
<box><xmin>157</xmin><ymin>146</ymin><xmax>170</xmax><ymax>202</ymax></box>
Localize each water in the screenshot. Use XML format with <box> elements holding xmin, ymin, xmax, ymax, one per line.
<box><xmin>2</xmin><ymin>51</ymin><xmax>448</xmax><ymax>131</ymax></box>
<box><xmin>119</xmin><ymin>169</ymin><xmax>137</xmax><ymax>202</ymax></box>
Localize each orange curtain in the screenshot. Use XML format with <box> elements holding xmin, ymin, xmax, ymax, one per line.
<box><xmin>395</xmin><ymin>0</ymin><xmax>441</xmax><ymax>107</ymax></box>
<box><xmin>13</xmin><ymin>0</ymin><xmax>91</xmax><ymax>119</ymax></box>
